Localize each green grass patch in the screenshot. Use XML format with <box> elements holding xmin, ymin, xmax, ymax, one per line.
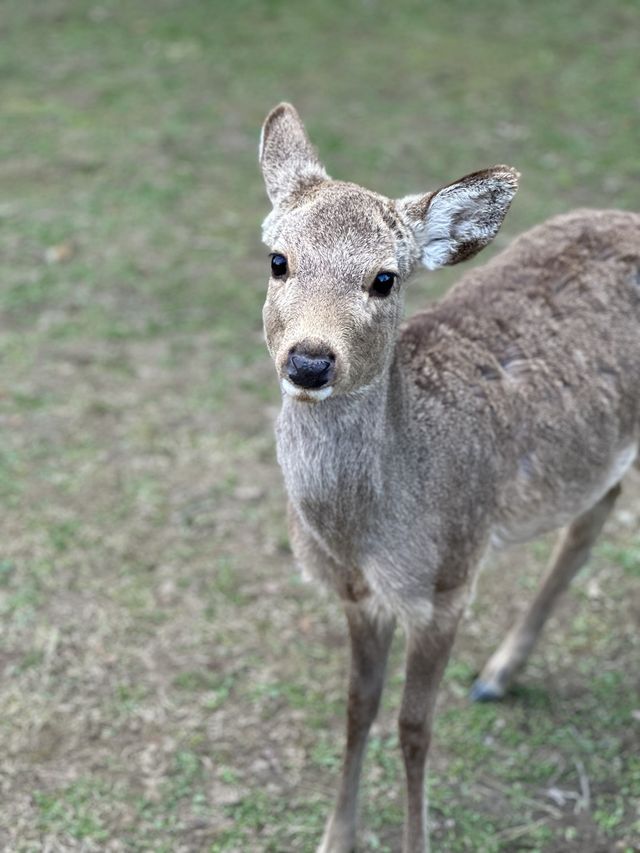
<box><xmin>34</xmin><ymin>780</ymin><xmax>112</xmax><ymax>843</ymax></box>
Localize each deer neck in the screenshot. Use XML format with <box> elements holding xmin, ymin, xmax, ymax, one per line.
<box><xmin>275</xmin><ymin>358</ymin><xmax>405</xmax><ymax>558</ymax></box>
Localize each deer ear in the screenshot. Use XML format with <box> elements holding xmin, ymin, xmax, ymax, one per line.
<box><xmin>397</xmin><ymin>166</ymin><xmax>519</xmax><ymax>270</ymax></box>
<box><xmin>259</xmin><ymin>103</ymin><xmax>330</xmax><ymax>206</ymax></box>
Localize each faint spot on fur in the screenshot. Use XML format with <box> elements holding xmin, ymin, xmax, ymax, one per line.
<box><xmin>597</xmin><ymin>363</ymin><xmax>618</xmax><ymax>384</ymax></box>
<box><xmin>498</xmin><ymin>343</ymin><xmax>532</xmax><ymax>379</ymax></box>
<box><xmin>499</xmin><ymin>356</ymin><xmax>533</xmax><ymax>380</ymax></box>
<box><xmin>552</xmin><ymin>273</ymin><xmax>576</xmax><ymax>295</ymax></box>
<box><xmin>517</xmin><ymin>453</ymin><xmax>535</xmax><ymax>481</ymax></box>
<box><xmin>379</xmin><ymin>202</ymin><xmax>401</xmax><ymax>235</ymax></box>
<box><xmin>477</xmin><ymin>363</ymin><xmax>501</xmax><ymax>381</ymax></box>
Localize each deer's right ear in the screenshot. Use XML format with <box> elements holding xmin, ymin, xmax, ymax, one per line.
<box><xmin>259</xmin><ymin>103</ymin><xmax>330</xmax><ymax>206</ymax></box>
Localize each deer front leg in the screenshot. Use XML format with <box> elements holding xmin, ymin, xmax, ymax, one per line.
<box><xmin>399</xmin><ymin>594</ymin><xmax>463</xmax><ymax>853</ymax></box>
<box><xmin>319</xmin><ymin>602</ymin><xmax>395</xmax><ymax>853</ymax></box>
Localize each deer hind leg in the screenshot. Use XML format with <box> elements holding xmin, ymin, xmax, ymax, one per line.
<box><xmin>472</xmin><ymin>482</ymin><xmax>622</xmax><ymax>702</ymax></box>
<box><xmin>318</xmin><ymin>602</ymin><xmax>395</xmax><ymax>853</ymax></box>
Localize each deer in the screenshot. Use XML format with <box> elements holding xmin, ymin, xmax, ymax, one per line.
<box><xmin>258</xmin><ymin>102</ymin><xmax>640</xmax><ymax>853</ymax></box>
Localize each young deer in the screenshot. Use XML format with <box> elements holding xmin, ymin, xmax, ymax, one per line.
<box><xmin>259</xmin><ymin>103</ymin><xmax>640</xmax><ymax>853</ymax></box>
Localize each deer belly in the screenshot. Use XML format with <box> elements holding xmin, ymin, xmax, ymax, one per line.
<box><xmin>491</xmin><ymin>443</ymin><xmax>637</xmax><ymax>548</ymax></box>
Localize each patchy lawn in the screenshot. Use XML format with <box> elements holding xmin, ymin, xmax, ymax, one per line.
<box><xmin>0</xmin><ymin>1</ymin><xmax>638</xmax><ymax>850</ymax></box>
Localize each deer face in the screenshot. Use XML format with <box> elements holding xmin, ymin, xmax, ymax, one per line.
<box><xmin>259</xmin><ymin>104</ymin><xmax>518</xmax><ymax>402</ymax></box>
<box><xmin>262</xmin><ymin>181</ymin><xmax>414</xmax><ymax>400</ymax></box>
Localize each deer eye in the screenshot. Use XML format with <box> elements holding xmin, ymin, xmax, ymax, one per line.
<box><xmin>270</xmin><ymin>253</ymin><xmax>288</xmax><ymax>278</ymax></box>
<box><xmin>370</xmin><ymin>271</ymin><xmax>396</xmax><ymax>297</ymax></box>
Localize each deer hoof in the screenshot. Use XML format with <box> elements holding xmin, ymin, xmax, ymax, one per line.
<box><xmin>470</xmin><ymin>677</ymin><xmax>505</xmax><ymax>702</ymax></box>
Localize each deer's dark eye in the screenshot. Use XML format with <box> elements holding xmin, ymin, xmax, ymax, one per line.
<box><xmin>270</xmin><ymin>254</ymin><xmax>288</xmax><ymax>278</ymax></box>
<box><xmin>370</xmin><ymin>271</ymin><xmax>396</xmax><ymax>297</ymax></box>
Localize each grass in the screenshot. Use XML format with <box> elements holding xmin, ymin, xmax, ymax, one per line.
<box><xmin>1</xmin><ymin>0</ymin><xmax>639</xmax><ymax>850</ymax></box>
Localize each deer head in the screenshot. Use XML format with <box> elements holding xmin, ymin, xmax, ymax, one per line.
<box><xmin>260</xmin><ymin>103</ymin><xmax>518</xmax><ymax>402</ymax></box>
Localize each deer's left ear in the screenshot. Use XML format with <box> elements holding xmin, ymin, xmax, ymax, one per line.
<box><xmin>397</xmin><ymin>166</ymin><xmax>519</xmax><ymax>270</ymax></box>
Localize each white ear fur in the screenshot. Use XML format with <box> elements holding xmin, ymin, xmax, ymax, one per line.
<box><xmin>398</xmin><ymin>166</ymin><xmax>519</xmax><ymax>270</ymax></box>
<box><xmin>259</xmin><ymin>103</ymin><xmax>330</xmax><ymax>206</ymax></box>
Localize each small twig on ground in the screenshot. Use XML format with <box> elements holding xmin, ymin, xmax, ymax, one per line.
<box><xmin>476</xmin><ymin>779</ymin><xmax>563</xmax><ymax>819</ymax></box>
<box><xmin>545</xmin><ymin>785</ymin><xmax>580</xmax><ymax>807</ymax></box>
<box><xmin>496</xmin><ymin>815</ymin><xmax>551</xmax><ymax>843</ymax></box>
<box><xmin>574</xmin><ymin>758</ymin><xmax>591</xmax><ymax>814</ymax></box>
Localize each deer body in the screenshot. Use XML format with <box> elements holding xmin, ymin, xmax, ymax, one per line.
<box><xmin>278</xmin><ymin>208</ymin><xmax>640</xmax><ymax>623</ymax></box>
<box><xmin>259</xmin><ymin>103</ymin><xmax>640</xmax><ymax>852</ymax></box>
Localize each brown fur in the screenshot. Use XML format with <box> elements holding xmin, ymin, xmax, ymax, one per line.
<box><xmin>259</xmin><ymin>103</ymin><xmax>640</xmax><ymax>853</ymax></box>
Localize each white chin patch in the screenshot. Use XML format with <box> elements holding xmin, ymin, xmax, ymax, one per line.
<box><xmin>281</xmin><ymin>378</ymin><xmax>334</xmax><ymax>402</ymax></box>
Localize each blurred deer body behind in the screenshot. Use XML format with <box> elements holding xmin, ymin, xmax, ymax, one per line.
<box><xmin>259</xmin><ymin>103</ymin><xmax>640</xmax><ymax>853</ymax></box>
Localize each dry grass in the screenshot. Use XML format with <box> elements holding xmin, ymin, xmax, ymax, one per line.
<box><xmin>1</xmin><ymin>1</ymin><xmax>638</xmax><ymax>850</ymax></box>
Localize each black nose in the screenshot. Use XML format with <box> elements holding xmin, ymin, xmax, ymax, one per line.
<box><xmin>286</xmin><ymin>349</ymin><xmax>335</xmax><ymax>389</ymax></box>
